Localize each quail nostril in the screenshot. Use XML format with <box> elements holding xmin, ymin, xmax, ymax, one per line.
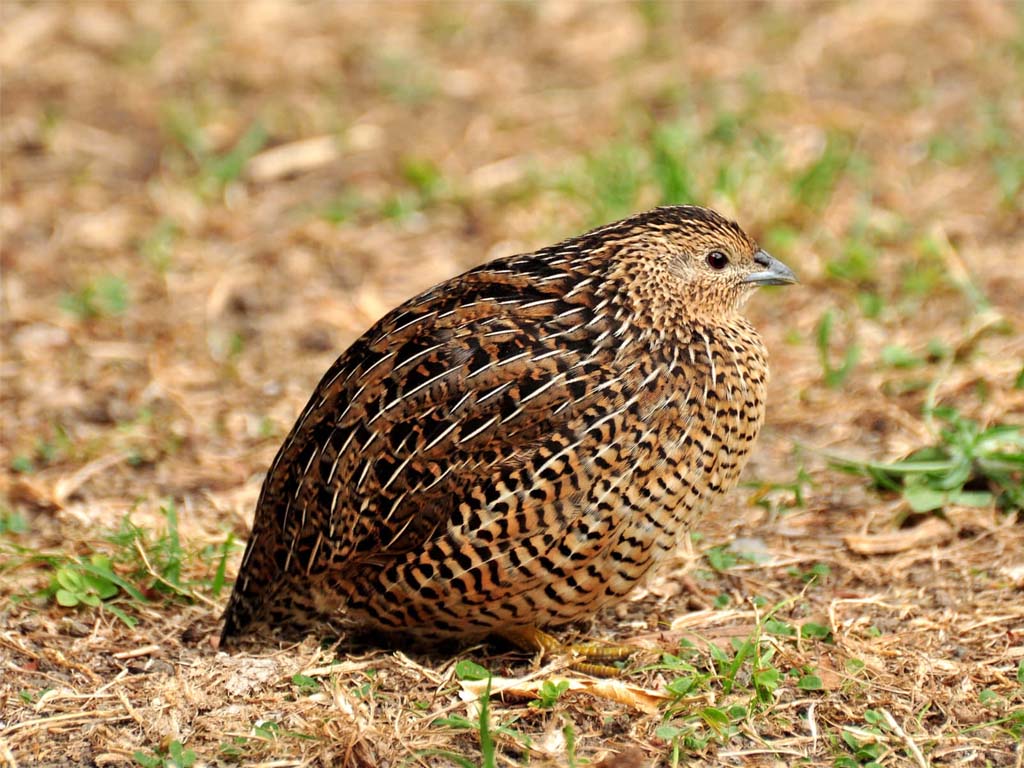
<box><xmin>754</xmin><ymin>250</ymin><xmax>771</xmax><ymax>267</ymax></box>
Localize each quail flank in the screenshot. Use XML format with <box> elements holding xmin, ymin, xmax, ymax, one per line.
<box><xmin>220</xmin><ymin>206</ymin><xmax>797</xmax><ymax>665</ymax></box>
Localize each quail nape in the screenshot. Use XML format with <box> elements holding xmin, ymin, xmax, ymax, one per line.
<box><xmin>220</xmin><ymin>205</ymin><xmax>797</xmax><ymax>668</ymax></box>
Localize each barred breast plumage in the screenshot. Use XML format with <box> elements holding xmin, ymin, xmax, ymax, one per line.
<box><xmin>220</xmin><ymin>206</ymin><xmax>796</xmax><ymax>658</ymax></box>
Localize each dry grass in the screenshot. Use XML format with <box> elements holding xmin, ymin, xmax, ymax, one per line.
<box><xmin>2</xmin><ymin>2</ymin><xmax>1023</xmax><ymax>766</ymax></box>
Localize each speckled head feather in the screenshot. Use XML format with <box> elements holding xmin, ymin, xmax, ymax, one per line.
<box><xmin>220</xmin><ymin>205</ymin><xmax>796</xmax><ymax>648</ymax></box>
<box><xmin>540</xmin><ymin>206</ymin><xmax>789</xmax><ymax>335</ymax></box>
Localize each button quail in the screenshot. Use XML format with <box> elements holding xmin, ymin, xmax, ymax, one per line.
<box><xmin>220</xmin><ymin>206</ymin><xmax>797</xmax><ymax>663</ymax></box>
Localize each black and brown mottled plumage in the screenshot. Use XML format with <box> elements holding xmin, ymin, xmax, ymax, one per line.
<box><xmin>220</xmin><ymin>206</ymin><xmax>796</xmax><ymax>659</ymax></box>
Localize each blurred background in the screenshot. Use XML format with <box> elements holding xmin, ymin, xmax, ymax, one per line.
<box><xmin>1</xmin><ymin>2</ymin><xmax>1023</xmax><ymax>765</ymax></box>
<box><xmin>3</xmin><ymin>2</ymin><xmax>1022</xmax><ymax>477</ymax></box>
<box><xmin>4</xmin><ymin>1</ymin><xmax>1022</xmax><ymax>483</ymax></box>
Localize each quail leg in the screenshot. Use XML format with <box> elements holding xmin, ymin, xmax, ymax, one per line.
<box><xmin>502</xmin><ymin>626</ymin><xmax>636</xmax><ymax>677</ymax></box>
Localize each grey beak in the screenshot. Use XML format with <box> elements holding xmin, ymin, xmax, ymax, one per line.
<box><xmin>743</xmin><ymin>250</ymin><xmax>798</xmax><ymax>287</ymax></box>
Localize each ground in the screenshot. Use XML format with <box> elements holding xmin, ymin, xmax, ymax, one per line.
<box><xmin>1</xmin><ymin>2</ymin><xmax>1023</xmax><ymax>767</ymax></box>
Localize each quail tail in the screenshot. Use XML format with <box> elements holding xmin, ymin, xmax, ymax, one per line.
<box><xmin>219</xmin><ymin>535</ymin><xmax>285</xmax><ymax>646</ymax></box>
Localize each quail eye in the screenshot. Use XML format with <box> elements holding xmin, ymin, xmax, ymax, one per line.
<box><xmin>706</xmin><ymin>251</ymin><xmax>729</xmax><ymax>270</ymax></box>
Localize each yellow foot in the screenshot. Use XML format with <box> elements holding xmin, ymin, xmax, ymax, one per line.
<box><xmin>501</xmin><ymin>626</ymin><xmax>636</xmax><ymax>677</ymax></box>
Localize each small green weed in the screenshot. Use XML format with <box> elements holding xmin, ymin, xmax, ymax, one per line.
<box><xmin>815</xmin><ymin>309</ymin><xmax>861</xmax><ymax>389</ymax></box>
<box><xmin>962</xmin><ymin>708</ymin><xmax>1024</xmax><ymax>742</ymax></box>
<box><xmin>650</xmin><ymin>124</ymin><xmax>696</xmax><ymax>204</ymax></box>
<box><xmin>796</xmin><ymin>671</ymin><xmax>824</xmax><ymax>691</ymax></box>
<box><xmin>653</xmin><ymin>600</ymin><xmax>835</xmax><ymax>763</ymax></box>
<box><xmin>830</xmin><ymin>407</ymin><xmax>1024</xmax><ymax>514</ymax></box>
<box><xmin>350</xmin><ymin>669</ymin><xmax>378</xmax><ymax>700</ymax></box>
<box><xmin>900</xmin><ymin>238</ymin><xmax>949</xmax><ymax>299</ymax></box>
<box><xmin>219</xmin><ymin>719</ymin><xmax>318</xmax><ymax>759</ymax></box>
<box><xmin>0</xmin><ymin>508</ymin><xmax>28</xmax><ymax>536</ymax></box>
<box><xmin>747</xmin><ymin>467</ymin><xmax>813</xmax><ymax>516</ymax></box>
<box><xmin>704</xmin><ymin>545</ymin><xmax>739</xmax><ymax>572</ymax></box>
<box><xmin>139</xmin><ymin>218</ymin><xmax>180</xmax><ymax>274</ymax></box>
<box><xmin>530</xmin><ymin>678</ymin><xmax>570</xmax><ymax>709</ymax></box>
<box><xmin>786</xmin><ymin>562</ymin><xmax>831</xmax><ymax>587</ymax></box>
<box><xmin>791</xmin><ymin>132</ymin><xmax>857</xmax><ymax>211</ymax></box>
<box><xmin>846</xmin><ymin>658</ymin><xmax>867</xmax><ymax>675</ymax></box>
<box><xmin>108</xmin><ymin>502</ymin><xmax>237</xmax><ymax>600</ymax></box>
<box><xmin>60</xmin><ymin>275</ymin><xmax>131</xmax><ymax>321</ymax></box>
<box><xmin>202</xmin><ymin>123</ymin><xmax>267</xmax><ymax>197</ymax></box>
<box><xmin>966</xmin><ymin>656</ymin><xmax>1024</xmax><ymax>740</ymax></box>
<box><xmin>856</xmin><ymin>290</ymin><xmax>885</xmax><ymax>320</ymax></box>
<box><xmin>134</xmin><ymin>740</ymin><xmax>196</xmax><ymax>768</ymax></box>
<box><xmin>372</xmin><ymin>53</ymin><xmax>437</xmax><ymax>104</ymax></box>
<box><xmin>164</xmin><ymin>107</ymin><xmax>267</xmax><ymax>199</ymax></box>
<box><xmin>926</xmin><ymin>129</ymin><xmax>969</xmax><ymax>165</ymax></box>
<box><xmin>10</xmin><ymin>455</ymin><xmax>34</xmax><ymax>474</ymax></box>
<box><xmin>562</xmin><ymin>718</ymin><xmax>580</xmax><ymax>768</ymax></box>
<box><xmin>424</xmin><ymin>660</ymin><xmax>532</xmax><ymax>768</ymax></box>
<box><xmin>827</xmin><ymin>233</ymin><xmax>878</xmax><ymax>287</ymax></box>
<box><xmin>53</xmin><ymin>554</ymin><xmax>124</xmax><ymax>607</ymax></box>
<box><xmin>801</xmin><ymin>620</ymin><xmax>832</xmax><ymax>640</ymax></box>
<box><xmin>31</xmin><ymin>502</ymin><xmax>237</xmax><ymax>626</ymax></box>
<box><xmin>832</xmin><ymin>709</ymin><xmax>919</xmax><ymax>767</ymax></box>
<box><xmin>981</xmin><ymin>101</ymin><xmax>1024</xmax><ymax>211</ymax></box>
<box><xmin>291</xmin><ymin>673</ymin><xmax>320</xmax><ymax>696</ymax></box>
<box><xmin>320</xmin><ymin>191</ymin><xmax>365</xmax><ymax>224</ymax></box>
<box><xmin>879</xmin><ymin>344</ymin><xmax>924</xmax><ymax>370</ymax></box>
<box><xmin>50</xmin><ymin>553</ymin><xmax>146</xmax><ymax>627</ymax></box>
<box><xmin>378</xmin><ymin>156</ymin><xmax>450</xmax><ymax>221</ymax></box>
<box><xmin>577</xmin><ymin>142</ymin><xmax>646</xmax><ymax>226</ymax></box>
<box><xmin>18</xmin><ymin>686</ymin><xmax>53</xmax><ymax>704</ymax></box>
<box><xmin>378</xmin><ymin>192</ymin><xmax>422</xmax><ymax>221</ymax></box>
<box><xmin>994</xmin><ymin>153</ymin><xmax>1024</xmax><ymax>210</ymax></box>
<box><xmin>13</xmin><ymin>424</ymin><xmax>74</xmax><ymax>472</ymax></box>
<box><xmin>979</xmin><ymin>688</ymin><xmax>1004</xmax><ymax>707</ymax></box>
<box><xmin>835</xmin><ymin>729</ymin><xmax>884</xmax><ymax>766</ymax></box>
<box><xmin>401</xmin><ymin>157</ymin><xmax>445</xmax><ymax>200</ymax></box>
